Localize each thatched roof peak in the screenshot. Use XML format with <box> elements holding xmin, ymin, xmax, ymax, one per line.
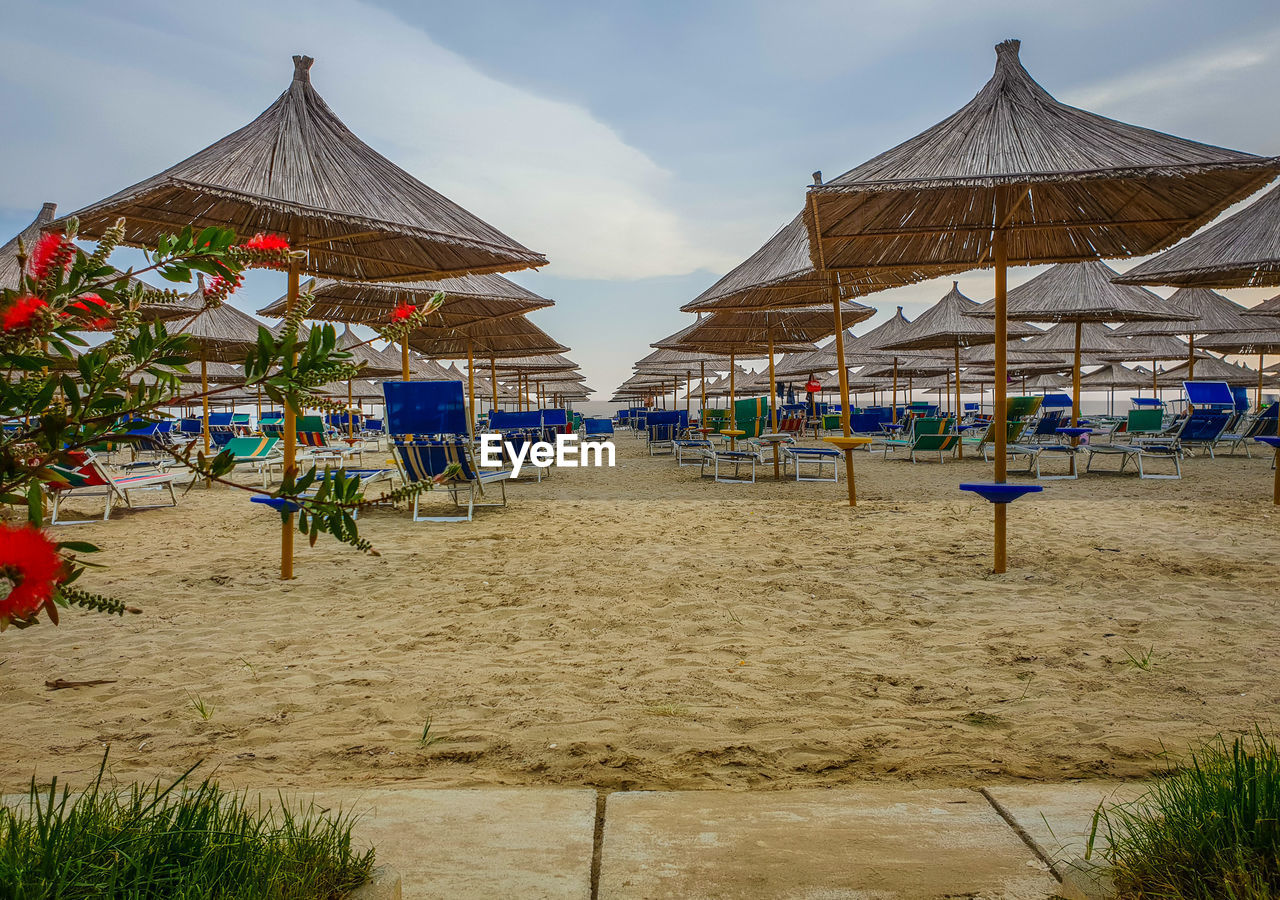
<box><xmin>1</xmin><ymin>202</ymin><xmax>58</xmax><ymax>290</ymax></box>
<box><xmin>805</xmin><ymin>39</ymin><xmax>1280</xmax><ymax>273</ymax></box>
<box><xmin>60</xmin><ymin>56</ymin><xmax>546</xmax><ymax>282</ymax></box>
<box><xmin>1113</xmin><ymin>287</ymin><xmax>1280</xmax><ymax>336</ymax></box>
<box><xmin>968</xmin><ymin>260</ymin><xmax>1192</xmax><ymax>324</ymax></box>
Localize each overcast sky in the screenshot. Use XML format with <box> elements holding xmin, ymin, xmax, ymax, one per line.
<box><xmin>3</xmin><ymin>1</ymin><xmax>1278</xmax><ymax>398</ymax></box>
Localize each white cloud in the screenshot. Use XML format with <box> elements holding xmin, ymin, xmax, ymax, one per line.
<box><xmin>0</xmin><ymin>0</ymin><xmax>735</xmax><ymax>280</ymax></box>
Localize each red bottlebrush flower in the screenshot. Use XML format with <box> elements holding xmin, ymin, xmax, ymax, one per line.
<box><xmin>66</xmin><ymin>293</ymin><xmax>114</xmax><ymax>330</ymax></box>
<box><xmin>0</xmin><ymin>523</ymin><xmax>67</xmax><ymax>626</ymax></box>
<box><xmin>202</xmin><ymin>273</ymin><xmax>244</xmax><ymax>305</ymax></box>
<box><xmin>28</xmin><ymin>232</ymin><xmax>74</xmax><ymax>281</ymax></box>
<box><xmin>2</xmin><ymin>294</ymin><xmax>49</xmax><ymax>331</ymax></box>
<box><xmin>240</xmin><ymin>232</ymin><xmax>290</xmax><ymax>253</ymax></box>
<box><xmin>390</xmin><ymin>302</ymin><xmax>416</xmax><ymax>323</ymax></box>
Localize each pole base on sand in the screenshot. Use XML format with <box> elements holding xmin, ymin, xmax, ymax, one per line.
<box><xmin>959</xmin><ymin>483</ymin><xmax>1044</xmax><ymax>574</ymax></box>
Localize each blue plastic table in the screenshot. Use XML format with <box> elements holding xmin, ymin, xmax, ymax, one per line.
<box><xmin>959</xmin><ymin>483</ymin><xmax>1044</xmax><ymax>504</ymax></box>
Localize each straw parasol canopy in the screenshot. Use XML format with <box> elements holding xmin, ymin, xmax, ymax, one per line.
<box><xmin>1021</xmin><ymin>372</ymin><xmax>1070</xmax><ymax>391</ymax></box>
<box><xmin>672</xmin><ymin>303</ymin><xmax>871</xmax><ymax>353</ymax></box>
<box><xmin>1112</xmin><ymin>287</ymin><xmax>1280</xmax><ymax>380</ymax></box>
<box><xmin>406</xmin><ymin>315</ymin><xmax>567</xmax><ymax>361</ymax></box>
<box><xmin>877</xmin><ymin>284</ymin><xmax>1040</xmax><ymax>353</ymax></box>
<box><xmin>682</xmin><ymin>214</ymin><xmax>941</xmax><ymax>314</ymax></box>
<box><xmin>57</xmin><ymin>56</ymin><xmax>546</xmax><ymax>282</ymax></box>
<box><xmin>171</xmin><ymin>361</ymin><xmax>246</xmax><ymax>384</ymax></box>
<box><xmin>802</xmin><ymin>37</ymin><xmax>1279</xmax><ymax>566</ymax></box>
<box><xmin>804</xmin><ymin>41</ymin><xmax>1277</xmax><ymax>278</ymax></box>
<box><xmin>1115</xmin><ymin>182</ymin><xmax>1280</xmax><ymax>289</ymax></box>
<box><xmin>970</xmin><ymin>260</ymin><xmax>1193</xmax><ymax>324</ymax></box>
<box><xmin>261</xmin><ymin>272</ymin><xmax>552</xmax><ymax>324</ymax></box>
<box><xmin>337</xmin><ymin>326</ymin><xmax>402</xmax><ymax>377</ymax></box>
<box><xmin>492</xmin><ymin>353</ymin><xmax>578</xmax><ymax>374</ymax></box>
<box><xmin>1157</xmin><ymin>355</ymin><xmax>1260</xmax><ymax>387</ymax></box>
<box><xmin>53</xmin><ymin>55</ymin><xmax>548</xmax><ymax>580</ymax></box>
<box><xmin>877</xmin><ymin>282</ymin><xmax>1038</xmax><ymax>446</ymax></box>
<box><xmin>1018</xmin><ymin>321</ymin><xmax>1133</xmax><ymax>356</ymax></box>
<box><xmin>177</xmin><ymin>302</ymin><xmax>265</xmax><ymax>360</ymax></box>
<box><xmin>1080</xmin><ymin>363</ymin><xmax>1152</xmax><ymax>390</ymax></box>
<box><xmin>1244</xmin><ymin>292</ymin><xmax>1280</xmax><ymax>317</ymax></box>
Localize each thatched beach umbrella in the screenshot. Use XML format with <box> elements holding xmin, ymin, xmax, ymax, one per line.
<box><xmin>408</xmin><ymin>318</ymin><xmax>568</xmax><ymax>417</ymax></box>
<box><xmin>966</xmin><ymin>260</ymin><xmax>1193</xmax><ymax>424</ymax></box>
<box><xmin>1156</xmin><ymin>355</ymin><xmax>1260</xmax><ymax>388</ymax></box>
<box><xmin>804</xmin><ymin>38</ymin><xmax>1278</xmax><ymax>571</ymax></box>
<box><xmin>260</xmin><ymin>272</ymin><xmax>554</xmax><ymax>393</ymax></box>
<box><xmin>1115</xmin><ymin>182</ymin><xmax>1280</xmax><ymax>289</ymax></box>
<box><xmin>0</xmin><ymin>202</ymin><xmax>60</xmax><ymax>290</ymax></box>
<box><xmin>877</xmin><ymin>282</ymin><xmax>1038</xmax><ymax>455</ymax></box>
<box><xmin>635</xmin><ymin>343</ymin><xmax>733</xmax><ymax>420</ymax></box>
<box><xmin>55</xmin><ymin>55</ymin><xmax>545</xmax><ymax>580</ymax></box>
<box><xmin>671</xmin><ymin>305</ymin><xmax>849</xmax><ymax>465</ymax></box>
<box><xmin>492</xmin><ymin>354</ymin><xmax>580</xmax><ymax>412</ymax></box>
<box><xmin>1112</xmin><ymin>288</ymin><xmax>1280</xmax><ymax>379</ymax></box>
<box><xmin>174</xmin><ymin>302</ymin><xmax>263</xmax><ymax>454</ymax></box>
<box><xmin>1081</xmin><ymin>363</ymin><xmax>1152</xmax><ymax>414</ymax></box>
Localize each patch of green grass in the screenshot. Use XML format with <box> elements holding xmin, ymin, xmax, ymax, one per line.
<box><xmin>1123</xmin><ymin>646</ymin><xmax>1157</xmax><ymax>671</ymax></box>
<box><xmin>418</xmin><ymin>714</ymin><xmax>441</xmax><ymax>748</ymax></box>
<box><xmin>186</xmin><ymin>691</ymin><xmax>214</xmax><ymax>721</ymax></box>
<box><xmin>1090</xmin><ymin>727</ymin><xmax>1280</xmax><ymax>898</ymax></box>
<box><xmin>0</xmin><ymin>754</ymin><xmax>374</xmax><ymax>898</ymax></box>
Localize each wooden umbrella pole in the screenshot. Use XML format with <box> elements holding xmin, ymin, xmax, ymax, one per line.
<box><xmin>768</xmin><ymin>330</ymin><xmax>780</xmax><ymax>479</ymax></box>
<box><xmin>280</xmin><ymin>245</ymin><xmax>302</xmax><ymax>581</ymax></box>
<box><xmin>401</xmin><ymin>341</ymin><xmax>410</xmax><ymax>381</ymax></box>
<box><xmin>954</xmin><ymin>343</ymin><xmax>963</xmax><ymax>458</ymax></box>
<box><xmin>699</xmin><ymin>360</ymin><xmax>706</xmax><ymax>425</ymax></box>
<box><xmin>831</xmin><ymin>276</ymin><xmax>856</xmax><ymax>504</ymax></box>
<box><xmin>347</xmin><ymin>379</ymin><xmax>354</xmax><ymax>438</ymax></box>
<box><xmin>685</xmin><ymin>371</ymin><xmax>691</xmax><ymax>418</ymax></box>
<box><xmin>1257</xmin><ymin>353</ymin><xmax>1264</xmax><ymax>410</ymax></box>
<box><xmin>993</xmin><ymin>225</ymin><xmax>1009</xmax><ymax>575</ymax></box>
<box><xmin>1153</xmin><ymin>357</ymin><xmax>1159</xmax><ymax>396</ymax></box>
<box><xmin>891</xmin><ymin>358</ymin><xmax>898</xmax><ymax>424</ymax></box>
<box><xmin>490</xmin><ymin>356</ymin><xmax>498</xmax><ymax>415</ymax></box>
<box><xmin>467</xmin><ymin>338</ymin><xmax>476</xmax><ymax>437</ymax></box>
<box><xmin>1072</xmin><ymin>321</ymin><xmax>1083</xmax><ymax>427</ymax></box>
<box><xmin>201</xmin><ymin>351</ymin><xmax>210</xmax><ymax>456</ymax></box>
<box><xmin>728</xmin><ymin>351</ymin><xmax>736</xmax><ymax>449</ymax></box>
<box><xmin>255</xmin><ymin>385</ymin><xmax>262</xmax><ymax>428</ymax></box>
<box><xmin>1187</xmin><ymin>334</ymin><xmax>1196</xmax><ymax>381</ymax></box>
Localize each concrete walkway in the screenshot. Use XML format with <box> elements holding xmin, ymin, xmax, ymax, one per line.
<box><xmin>306</xmin><ymin>780</ymin><xmax>1146</xmax><ymax>899</ymax></box>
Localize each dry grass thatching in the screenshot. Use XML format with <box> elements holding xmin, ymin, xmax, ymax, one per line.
<box><xmin>1080</xmin><ymin>363</ymin><xmax>1156</xmax><ymax>390</ymax></box>
<box><xmin>1114</xmin><ymin>181</ymin><xmax>1280</xmax><ymax>288</ymax></box>
<box><xmin>56</xmin><ymin>56</ymin><xmax>546</xmax><ymax>282</ymax></box>
<box><xmin>406</xmin><ymin>315</ymin><xmax>568</xmax><ymax>361</ymax></box>
<box><xmin>1113</xmin><ymin>287</ymin><xmax>1280</xmax><ymax>337</ymax></box>
<box><xmin>1104</xmin><ymin>333</ymin><xmax>1198</xmax><ymax>362</ymax></box>
<box><xmin>1197</xmin><ymin>328</ymin><xmax>1280</xmax><ymax>355</ymax></box>
<box><xmin>1156</xmin><ymin>355</ymin><xmax>1260</xmax><ymax>386</ymax></box>
<box><xmin>665</xmin><ymin>303</ymin><xmax>872</xmax><ymax>354</ymax></box>
<box><xmin>876</xmin><ymin>282</ymin><xmax>1040</xmax><ymax>351</ymax></box>
<box><xmin>259</xmin><ymin>273</ymin><xmax>552</xmax><ymax>325</ymax></box>
<box><xmin>336</xmin><ymin>325</ymin><xmax>402</xmax><ymax>376</ymax></box>
<box><xmin>0</xmin><ymin>202</ymin><xmax>58</xmax><ymax>290</ymax></box>
<box><xmin>967</xmin><ymin>260</ymin><xmax>1194</xmax><ymax>323</ymax></box>
<box><xmin>681</xmin><ymin>215</ymin><xmax>941</xmax><ymax>312</ymax></box>
<box><xmin>173</xmin><ymin>302</ymin><xmax>265</xmax><ymax>360</ymax></box>
<box><xmin>1019</xmin><ymin>321</ymin><xmax>1134</xmax><ymax>355</ymax></box>
<box><xmin>803</xmin><ymin>40</ymin><xmax>1280</xmax><ymax>276</ymax></box>
<box><xmin>490</xmin><ymin>353</ymin><xmax>579</xmax><ymax>374</ymax></box>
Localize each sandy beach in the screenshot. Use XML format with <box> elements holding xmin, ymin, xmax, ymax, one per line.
<box><xmin>1</xmin><ymin>436</ymin><xmax>1276</xmax><ymax>794</ymax></box>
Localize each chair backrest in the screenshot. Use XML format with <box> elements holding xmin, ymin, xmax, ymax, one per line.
<box><xmin>1031</xmin><ymin>409</ymin><xmax>1063</xmax><ymax>436</ymax></box>
<box><xmin>394</xmin><ymin>438</ymin><xmax>476</xmax><ymax>484</ymax></box>
<box><xmin>1039</xmin><ymin>393</ymin><xmax>1073</xmax><ymax>410</ymax></box>
<box><xmin>224</xmin><ymin>436</ymin><xmax>279</xmax><ymax>459</ymax></box>
<box><xmin>1126</xmin><ymin>408</ymin><xmax>1165</xmax><ymax>434</ymax></box>
<box><xmin>46</xmin><ymin>451</ymin><xmax>109</xmax><ymax>489</ymax></box>
<box><xmin>647</xmin><ymin>410</ymin><xmax>685</xmax><ymax>441</ymax></box>
<box><xmin>914</xmin><ymin>433</ymin><xmax>959</xmax><ymax>452</ymax></box>
<box><xmin>295</xmin><ymin>415</ymin><xmax>328</xmax><ymax>446</ymax></box>
<box><xmin>913</xmin><ymin>417</ymin><xmax>948</xmax><ymax>436</ymax></box>
<box><xmin>584</xmin><ymin>418</ymin><xmax>614</xmax><ymax>436</ymax></box>
<box><xmin>383</xmin><ymin>380</ymin><xmax>468</xmax><ymax>436</ymax></box>
<box><xmin>1183</xmin><ymin>380</ymin><xmax>1234</xmax><ymax>409</ymax></box>
<box><xmin>180</xmin><ymin>417</ymin><xmax>203</xmax><ymax>435</ymax></box>
<box><xmin>1177</xmin><ymin>410</ymin><xmax>1231</xmax><ymax>443</ymax></box>
<box><xmin>207</xmin><ymin>413</ymin><xmax>234</xmax><ymax>429</ymax></box>
<box><xmin>1007</xmin><ymin>396</ymin><xmax>1044</xmax><ymax>420</ymax></box>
